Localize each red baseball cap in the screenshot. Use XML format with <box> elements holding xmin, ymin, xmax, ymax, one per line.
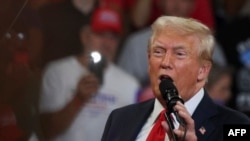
<box><xmin>90</xmin><ymin>7</ymin><xmax>122</xmax><ymax>35</ymax></box>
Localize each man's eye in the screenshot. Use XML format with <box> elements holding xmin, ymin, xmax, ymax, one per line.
<box><xmin>177</xmin><ymin>52</ymin><xmax>184</xmax><ymax>55</ymax></box>
<box><xmin>154</xmin><ymin>50</ymin><xmax>161</xmax><ymax>54</ymax></box>
<box><xmin>153</xmin><ymin>49</ymin><xmax>165</xmax><ymax>56</ymax></box>
<box><xmin>176</xmin><ymin>52</ymin><xmax>187</xmax><ymax>58</ymax></box>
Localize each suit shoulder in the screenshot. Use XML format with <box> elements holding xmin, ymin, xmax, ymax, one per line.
<box><xmin>217</xmin><ymin>105</ymin><xmax>250</xmax><ymax>124</ymax></box>
<box><xmin>112</xmin><ymin>99</ymin><xmax>154</xmax><ymax>115</ymax></box>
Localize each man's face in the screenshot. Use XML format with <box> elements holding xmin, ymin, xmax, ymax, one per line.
<box><xmin>148</xmin><ymin>29</ymin><xmax>207</xmax><ymax>103</ymax></box>
<box><xmin>87</xmin><ymin>30</ymin><xmax>120</xmax><ymax>62</ymax></box>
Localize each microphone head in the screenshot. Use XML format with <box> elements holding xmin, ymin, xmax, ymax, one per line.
<box><xmin>159</xmin><ymin>78</ymin><xmax>176</xmax><ymax>100</ymax></box>
<box><xmin>160</xmin><ymin>79</ymin><xmax>186</xmax><ymax>126</ymax></box>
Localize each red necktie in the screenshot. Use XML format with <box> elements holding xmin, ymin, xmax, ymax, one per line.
<box><xmin>146</xmin><ymin>109</ymin><xmax>167</xmax><ymax>141</ymax></box>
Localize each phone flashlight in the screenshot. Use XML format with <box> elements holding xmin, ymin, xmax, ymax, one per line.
<box><xmin>88</xmin><ymin>51</ymin><xmax>106</xmax><ymax>84</ymax></box>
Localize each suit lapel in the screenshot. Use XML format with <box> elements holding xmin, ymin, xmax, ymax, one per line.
<box><xmin>121</xmin><ymin>99</ymin><xmax>155</xmax><ymax>141</ymax></box>
<box><xmin>192</xmin><ymin>92</ymin><xmax>218</xmax><ymax>140</ymax></box>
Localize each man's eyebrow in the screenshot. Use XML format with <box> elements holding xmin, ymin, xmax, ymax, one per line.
<box><xmin>151</xmin><ymin>42</ymin><xmax>164</xmax><ymax>48</ymax></box>
<box><xmin>173</xmin><ymin>45</ymin><xmax>191</xmax><ymax>54</ymax></box>
<box><xmin>173</xmin><ymin>45</ymin><xmax>187</xmax><ymax>50</ymax></box>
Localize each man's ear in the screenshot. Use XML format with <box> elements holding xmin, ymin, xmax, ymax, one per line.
<box><xmin>198</xmin><ymin>61</ymin><xmax>212</xmax><ymax>82</ymax></box>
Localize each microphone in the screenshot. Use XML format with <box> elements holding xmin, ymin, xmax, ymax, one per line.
<box><xmin>159</xmin><ymin>78</ymin><xmax>185</xmax><ymax>127</ymax></box>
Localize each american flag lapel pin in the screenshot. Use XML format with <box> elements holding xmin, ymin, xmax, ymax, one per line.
<box><xmin>199</xmin><ymin>126</ymin><xmax>206</xmax><ymax>135</ymax></box>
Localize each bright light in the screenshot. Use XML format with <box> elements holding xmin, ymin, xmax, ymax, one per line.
<box><xmin>90</xmin><ymin>51</ymin><xmax>101</xmax><ymax>63</ymax></box>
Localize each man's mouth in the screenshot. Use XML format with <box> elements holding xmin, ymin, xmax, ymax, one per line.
<box><xmin>159</xmin><ymin>75</ymin><xmax>173</xmax><ymax>82</ymax></box>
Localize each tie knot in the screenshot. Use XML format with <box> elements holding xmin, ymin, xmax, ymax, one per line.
<box><xmin>161</xmin><ymin>109</ymin><xmax>167</xmax><ymax>114</ymax></box>
<box><xmin>146</xmin><ymin>109</ymin><xmax>167</xmax><ymax>141</ymax></box>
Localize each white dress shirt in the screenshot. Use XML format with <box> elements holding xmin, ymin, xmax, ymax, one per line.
<box><xmin>135</xmin><ymin>88</ymin><xmax>204</xmax><ymax>141</ymax></box>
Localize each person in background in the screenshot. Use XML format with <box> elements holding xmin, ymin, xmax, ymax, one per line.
<box><xmin>0</xmin><ymin>1</ymin><xmax>45</xmax><ymax>140</ymax></box>
<box><xmin>101</xmin><ymin>16</ymin><xmax>250</xmax><ymax>141</ymax></box>
<box><xmin>235</xmin><ymin>38</ymin><xmax>250</xmax><ymax>117</ymax></box>
<box><xmin>213</xmin><ymin>0</ymin><xmax>250</xmax><ymax>113</ymax></box>
<box><xmin>205</xmin><ymin>63</ymin><xmax>234</xmax><ymax>106</ymax></box>
<box><xmin>39</xmin><ymin>7</ymin><xmax>140</xmax><ymax>141</ymax></box>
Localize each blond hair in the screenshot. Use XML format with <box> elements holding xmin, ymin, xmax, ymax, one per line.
<box><xmin>149</xmin><ymin>16</ymin><xmax>215</xmax><ymax>62</ymax></box>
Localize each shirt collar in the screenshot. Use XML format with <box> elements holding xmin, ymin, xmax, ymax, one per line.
<box><xmin>152</xmin><ymin>88</ymin><xmax>204</xmax><ymax>117</ymax></box>
<box><xmin>184</xmin><ymin>88</ymin><xmax>204</xmax><ymax>116</ymax></box>
<box><xmin>149</xmin><ymin>99</ymin><xmax>165</xmax><ymax>125</ymax></box>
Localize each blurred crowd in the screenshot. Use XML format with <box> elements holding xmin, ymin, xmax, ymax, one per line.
<box><xmin>0</xmin><ymin>0</ymin><xmax>250</xmax><ymax>141</ymax></box>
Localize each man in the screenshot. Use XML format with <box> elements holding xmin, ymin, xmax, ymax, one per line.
<box><xmin>39</xmin><ymin>7</ymin><xmax>140</xmax><ymax>141</ymax></box>
<box><xmin>118</xmin><ymin>0</ymin><xmax>227</xmax><ymax>86</ymax></box>
<box><xmin>101</xmin><ymin>16</ymin><xmax>250</xmax><ymax>141</ymax></box>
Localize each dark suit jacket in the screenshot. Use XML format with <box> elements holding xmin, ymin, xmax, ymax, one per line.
<box><xmin>101</xmin><ymin>92</ymin><xmax>250</xmax><ymax>141</ymax></box>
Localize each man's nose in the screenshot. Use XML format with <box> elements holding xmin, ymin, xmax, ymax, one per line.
<box><xmin>160</xmin><ymin>53</ymin><xmax>172</xmax><ymax>69</ymax></box>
